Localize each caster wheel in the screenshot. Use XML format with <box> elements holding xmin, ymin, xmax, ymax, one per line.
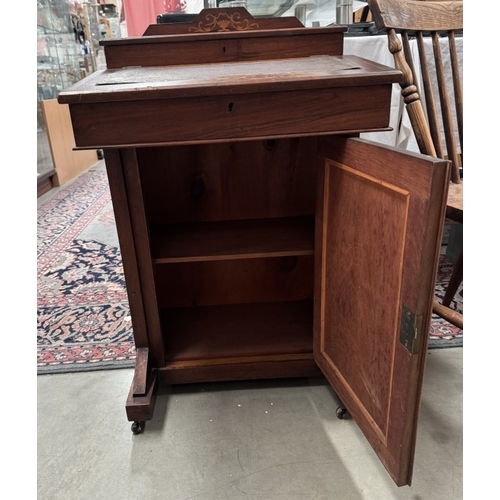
<box><xmin>336</xmin><ymin>407</ymin><xmax>349</xmax><ymax>420</ymax></box>
<box><xmin>131</xmin><ymin>421</ymin><xmax>145</xmax><ymax>434</ymax></box>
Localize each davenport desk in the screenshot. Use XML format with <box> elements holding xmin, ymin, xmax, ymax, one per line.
<box><xmin>58</xmin><ymin>8</ymin><xmax>450</xmax><ymax>487</ymax></box>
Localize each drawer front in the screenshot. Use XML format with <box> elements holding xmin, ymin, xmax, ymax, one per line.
<box><xmin>68</xmin><ymin>85</ymin><xmax>393</xmax><ymax>148</ymax></box>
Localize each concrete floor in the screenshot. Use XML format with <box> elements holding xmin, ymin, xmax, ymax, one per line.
<box><xmin>37</xmin><ymin>347</ymin><xmax>463</xmax><ymax>500</ymax></box>
<box><xmin>37</xmin><ymin>166</ymin><xmax>463</xmax><ymax>498</ymax></box>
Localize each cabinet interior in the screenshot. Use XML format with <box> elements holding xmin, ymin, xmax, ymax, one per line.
<box><xmin>137</xmin><ymin>138</ymin><xmax>320</xmax><ymax>363</ymax></box>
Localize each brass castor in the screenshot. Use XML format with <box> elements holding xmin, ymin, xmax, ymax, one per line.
<box><xmin>131</xmin><ymin>421</ymin><xmax>145</xmax><ymax>434</ymax></box>
<box><xmin>336</xmin><ymin>407</ymin><xmax>350</xmax><ymax>419</ymax></box>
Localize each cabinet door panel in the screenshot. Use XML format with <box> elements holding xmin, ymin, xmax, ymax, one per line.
<box><xmin>314</xmin><ymin>136</ymin><xmax>449</xmax><ymax>486</ymax></box>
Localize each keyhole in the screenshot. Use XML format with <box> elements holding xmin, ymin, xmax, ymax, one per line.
<box><xmin>222</xmin><ymin>46</ymin><xmax>226</xmax><ymax>53</ymax></box>
<box><xmin>264</xmin><ymin>139</ymin><xmax>277</xmax><ymax>150</ymax></box>
<box><xmin>190</xmin><ymin>179</ymin><xmax>206</xmax><ymax>200</ymax></box>
<box><xmin>227</xmin><ymin>102</ymin><xmax>234</xmax><ymax>112</ymax></box>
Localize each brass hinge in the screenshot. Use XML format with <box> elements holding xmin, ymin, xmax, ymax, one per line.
<box><xmin>399</xmin><ymin>305</ymin><xmax>423</xmax><ymax>355</ymax></box>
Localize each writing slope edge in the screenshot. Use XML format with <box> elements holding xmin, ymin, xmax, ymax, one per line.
<box><xmin>314</xmin><ymin>136</ymin><xmax>449</xmax><ymax>486</ymax></box>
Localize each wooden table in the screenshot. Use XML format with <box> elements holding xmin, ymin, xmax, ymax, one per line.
<box><xmin>58</xmin><ymin>8</ymin><xmax>450</xmax><ymax>487</ymax></box>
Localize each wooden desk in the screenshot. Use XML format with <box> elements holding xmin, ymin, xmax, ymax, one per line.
<box><xmin>58</xmin><ymin>8</ymin><xmax>450</xmax><ymax>487</ymax></box>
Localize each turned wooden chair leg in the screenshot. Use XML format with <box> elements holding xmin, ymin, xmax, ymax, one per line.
<box><xmin>442</xmin><ymin>249</ymin><xmax>463</xmax><ymax>307</ymax></box>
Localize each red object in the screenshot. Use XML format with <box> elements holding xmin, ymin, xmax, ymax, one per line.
<box><xmin>164</xmin><ymin>0</ymin><xmax>187</xmax><ymax>12</ymax></box>
<box><xmin>122</xmin><ymin>0</ymin><xmax>170</xmax><ymax>36</ymax></box>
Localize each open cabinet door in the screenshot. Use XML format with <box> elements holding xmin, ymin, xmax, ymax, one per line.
<box><xmin>314</xmin><ymin>136</ymin><xmax>450</xmax><ymax>486</ymax></box>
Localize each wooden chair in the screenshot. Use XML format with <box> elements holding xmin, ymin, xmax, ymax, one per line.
<box><xmin>366</xmin><ymin>0</ymin><xmax>463</xmax><ymax>329</ymax></box>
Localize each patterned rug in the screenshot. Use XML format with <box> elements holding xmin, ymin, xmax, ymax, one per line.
<box><xmin>429</xmin><ymin>254</ymin><xmax>463</xmax><ymax>348</ymax></box>
<box><xmin>37</xmin><ymin>164</ymin><xmax>463</xmax><ymax>374</ymax></box>
<box><xmin>37</xmin><ymin>163</ymin><xmax>136</xmax><ymax>374</ymax></box>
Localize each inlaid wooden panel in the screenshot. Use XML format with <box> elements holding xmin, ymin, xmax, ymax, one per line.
<box><xmin>319</xmin><ymin>159</ymin><xmax>409</xmax><ymax>436</ymax></box>
<box><xmin>314</xmin><ymin>135</ymin><xmax>449</xmax><ymax>486</ymax></box>
<box><xmin>144</xmin><ymin>8</ymin><xmax>307</xmax><ymax>36</ymax></box>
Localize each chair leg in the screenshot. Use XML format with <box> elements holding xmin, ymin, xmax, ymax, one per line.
<box><xmin>432</xmin><ymin>301</ymin><xmax>463</xmax><ymax>330</ymax></box>
<box><xmin>442</xmin><ymin>249</ymin><xmax>463</xmax><ymax>307</ymax></box>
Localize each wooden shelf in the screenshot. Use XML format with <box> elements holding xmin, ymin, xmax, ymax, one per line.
<box><xmin>161</xmin><ymin>300</ymin><xmax>313</xmax><ymax>362</ymax></box>
<box><xmin>150</xmin><ymin>216</ymin><xmax>314</xmax><ymax>263</ymax></box>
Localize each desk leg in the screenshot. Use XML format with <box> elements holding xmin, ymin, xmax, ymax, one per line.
<box><xmin>126</xmin><ymin>348</ymin><xmax>159</xmax><ymax>433</ymax></box>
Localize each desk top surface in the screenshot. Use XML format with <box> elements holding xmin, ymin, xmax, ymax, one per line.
<box><xmin>58</xmin><ymin>54</ymin><xmax>401</xmax><ymax>104</ymax></box>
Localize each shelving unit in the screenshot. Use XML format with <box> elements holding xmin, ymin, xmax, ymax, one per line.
<box><xmin>37</xmin><ymin>4</ymin><xmax>83</xmax><ymax>180</ymax></box>
<box><xmin>150</xmin><ymin>216</ymin><xmax>315</xmax><ymax>263</ymax></box>
<box><xmin>141</xmin><ymin>137</ymin><xmax>318</xmax><ymax>376</ymax></box>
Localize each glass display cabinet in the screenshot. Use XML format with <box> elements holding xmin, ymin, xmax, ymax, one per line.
<box><xmin>37</xmin><ymin>0</ymin><xmax>102</xmax><ymax>195</ymax></box>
